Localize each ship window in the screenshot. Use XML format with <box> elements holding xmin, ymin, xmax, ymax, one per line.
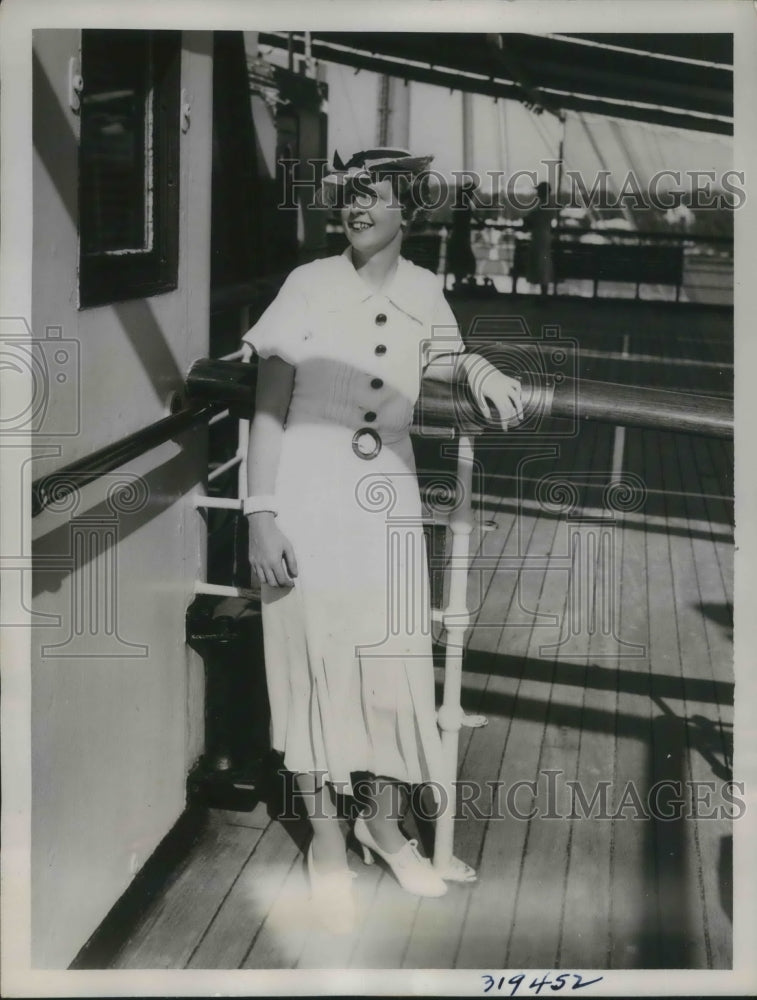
<box><xmin>78</xmin><ymin>30</ymin><xmax>181</xmax><ymax>308</ymax></box>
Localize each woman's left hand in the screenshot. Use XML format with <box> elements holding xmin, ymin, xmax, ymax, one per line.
<box><xmin>465</xmin><ymin>357</ymin><xmax>524</xmax><ymax>430</ymax></box>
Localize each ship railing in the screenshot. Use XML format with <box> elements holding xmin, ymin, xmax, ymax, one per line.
<box><xmin>30</xmin><ymin>353</ymin><xmax>733</xmax><ymax>878</ymax></box>
<box><xmin>183</xmin><ymin>355</ymin><xmax>733</xmax><ymax>877</ymax></box>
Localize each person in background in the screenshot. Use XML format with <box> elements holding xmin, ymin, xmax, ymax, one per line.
<box><xmin>445</xmin><ymin>177</ymin><xmax>478</xmax><ymax>288</ymax></box>
<box><xmin>524</xmin><ymin>180</ymin><xmax>559</xmax><ymax>296</ymax></box>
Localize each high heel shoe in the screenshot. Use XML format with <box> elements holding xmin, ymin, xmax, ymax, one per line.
<box><xmin>306</xmin><ymin>844</ymin><xmax>357</xmax><ymax>935</ymax></box>
<box><xmin>353</xmin><ymin>815</ymin><xmax>447</xmax><ymax>898</ymax></box>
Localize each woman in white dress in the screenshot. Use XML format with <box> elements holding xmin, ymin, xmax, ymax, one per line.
<box><xmin>243</xmin><ymin>149</ymin><xmax>523</xmax><ymax>933</ymax></box>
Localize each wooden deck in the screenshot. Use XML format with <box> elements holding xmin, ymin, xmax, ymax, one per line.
<box><xmin>110</xmin><ymin>297</ymin><xmax>733</xmax><ymax>971</ymax></box>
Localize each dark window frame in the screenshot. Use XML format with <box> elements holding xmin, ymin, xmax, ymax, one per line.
<box><xmin>78</xmin><ymin>30</ymin><xmax>181</xmax><ymax>309</ymax></box>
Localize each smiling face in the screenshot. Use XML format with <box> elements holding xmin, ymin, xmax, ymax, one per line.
<box><xmin>340</xmin><ymin>177</ymin><xmax>404</xmax><ymax>261</ymax></box>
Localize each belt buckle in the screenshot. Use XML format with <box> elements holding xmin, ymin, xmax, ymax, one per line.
<box><xmin>352</xmin><ymin>427</ymin><xmax>382</xmax><ymax>460</ymax></box>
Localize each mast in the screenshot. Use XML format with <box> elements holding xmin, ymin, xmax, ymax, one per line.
<box><xmin>377</xmin><ymin>74</ymin><xmax>410</xmax><ymax>147</ymax></box>
<box><xmin>462</xmin><ymin>91</ymin><xmax>474</xmax><ymax>172</ymax></box>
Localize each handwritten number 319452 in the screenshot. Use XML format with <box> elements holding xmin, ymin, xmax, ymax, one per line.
<box><xmin>482</xmin><ymin>973</ymin><xmax>605</xmax><ymax>995</ymax></box>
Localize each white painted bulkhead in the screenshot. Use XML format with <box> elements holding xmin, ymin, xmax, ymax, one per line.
<box><xmin>30</xmin><ymin>30</ymin><xmax>213</xmax><ymax>967</ymax></box>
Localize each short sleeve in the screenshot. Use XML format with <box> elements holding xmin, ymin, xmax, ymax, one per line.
<box><xmin>241</xmin><ymin>270</ymin><xmax>309</xmax><ymax>366</ymax></box>
<box><xmin>422</xmin><ymin>288</ymin><xmax>466</xmax><ymax>369</ymax></box>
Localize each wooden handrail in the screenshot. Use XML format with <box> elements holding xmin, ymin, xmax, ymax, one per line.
<box><xmin>186</xmin><ymin>358</ymin><xmax>733</xmax><ymax>440</ymax></box>
<box><xmin>31</xmin><ymin>355</ymin><xmax>731</xmax><ymax>519</ymax></box>
<box><xmin>31</xmin><ymin>402</ymin><xmax>220</xmax><ymax>517</ymax></box>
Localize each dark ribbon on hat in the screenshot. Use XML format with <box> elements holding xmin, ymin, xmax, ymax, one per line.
<box><xmin>334</xmin><ymin>148</ymin><xmax>422</xmax><ymax>172</ymax></box>
<box><xmin>326</xmin><ymin>148</ymin><xmax>433</xmax><ymax>182</ymax></box>
<box><xmin>319</xmin><ymin>148</ymin><xmax>434</xmax><ymax>208</ymax></box>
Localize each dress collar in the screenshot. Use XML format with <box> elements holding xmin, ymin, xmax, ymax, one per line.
<box><xmin>339</xmin><ymin>246</ymin><xmax>424</xmax><ymax>322</ymax></box>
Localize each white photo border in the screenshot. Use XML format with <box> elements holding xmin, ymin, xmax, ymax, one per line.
<box><xmin>1</xmin><ymin>0</ymin><xmax>755</xmax><ymax>996</ymax></box>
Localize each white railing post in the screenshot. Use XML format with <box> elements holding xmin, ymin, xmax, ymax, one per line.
<box><xmin>434</xmin><ymin>432</ymin><xmax>477</xmax><ymax>879</ymax></box>
<box><xmin>238</xmin><ymin>342</ymin><xmax>253</xmax><ymax>499</ymax></box>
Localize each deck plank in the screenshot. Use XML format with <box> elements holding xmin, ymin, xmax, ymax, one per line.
<box><xmin>661</xmin><ymin>428</ymin><xmax>733</xmax><ymax>969</ymax></box>
<box><xmin>440</xmin><ymin>514</ymin><xmax>530</xmax><ymax>969</ymax></box>
<box><xmin>643</xmin><ymin>427</ymin><xmax>696</xmax><ymax>968</ymax></box>
<box><xmin>441</xmin><ymin>451</ymin><xmax>546</xmax><ymax>913</ymax></box>
<box><xmin>456</xmin><ymin>444</ymin><xmax>520</xmax><ymax>770</ymax></box>
<box><xmin>457</xmin><ymin>425</ymin><xmax>598</xmax><ymax>969</ymax></box>
<box><xmin>607</xmin><ymin>425</ymin><xmax>658</xmax><ymax>968</ymax></box>
<box><xmin>216</xmin><ymin>801</ymin><xmax>274</xmax><ymax>830</ymax></box>
<box><xmin>410</xmin><ymin>470</ymin><xmax>528</xmax><ymax>972</ymax></box>
<box><xmin>643</xmin><ymin>428</ymin><xmax>708</xmax><ymax>968</ymax></box>
<box><xmin>348</xmin><ymin>866</ymin><xmax>420</xmax><ymax>969</ymax></box>
<box><xmin>292</xmin><ymin>832</ymin><xmax>378</xmax><ymax>969</ymax></box>
<box><xmin>557</xmin><ymin>420</ymin><xmax>620</xmax><ymax>970</ymax></box>
<box><xmin>699</xmin><ymin>436</ymin><xmax>734</xmax><ymax>606</ymax></box>
<box><xmin>402</xmin><ymin>883</ymin><xmax>475</xmax><ymax>970</ymax></box>
<box><xmin>455</xmin><ymin>510</ymin><xmax>562</xmax><ymax>968</ymax></box>
<box><xmin>239</xmin><ymin>846</ymin><xmax>310</xmax><ymax>969</ymax></box>
<box><xmin>113</xmin><ymin>814</ymin><xmax>262</xmax><ymax>969</ymax></box>
<box><xmin>651</xmin><ymin>320</ymin><xmax>734</xmax><ymax>977</ymax></box>
<box><xmin>508</xmin><ymin>421</ymin><xmax>612</xmax><ymax>969</ymax></box>
<box><xmin>453</xmin><ymin>489</ymin><xmax>558</xmax><ymax>969</ymax></box>
<box><xmin>187</xmin><ymin>816</ymin><xmax>308</xmax><ymax>969</ymax></box>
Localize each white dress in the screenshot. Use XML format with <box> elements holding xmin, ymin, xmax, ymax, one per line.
<box><xmin>242</xmin><ymin>247</ymin><xmax>465</xmax><ymax>791</ymax></box>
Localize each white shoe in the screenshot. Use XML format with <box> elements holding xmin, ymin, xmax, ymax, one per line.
<box><xmin>306</xmin><ymin>845</ymin><xmax>357</xmax><ymax>935</ymax></box>
<box><xmin>353</xmin><ymin>815</ymin><xmax>448</xmax><ymax>898</ymax></box>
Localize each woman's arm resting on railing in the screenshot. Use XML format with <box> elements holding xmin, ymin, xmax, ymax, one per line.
<box><xmin>246</xmin><ymin>356</ymin><xmax>299</xmax><ymax>588</ymax></box>
<box><xmin>424</xmin><ymin>352</ymin><xmax>524</xmax><ymax>431</ymax></box>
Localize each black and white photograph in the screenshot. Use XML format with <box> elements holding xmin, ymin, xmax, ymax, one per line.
<box><xmin>1</xmin><ymin>0</ymin><xmax>755</xmax><ymax>996</ymax></box>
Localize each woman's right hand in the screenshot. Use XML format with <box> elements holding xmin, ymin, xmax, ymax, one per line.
<box><xmin>247</xmin><ymin>512</ymin><xmax>298</xmax><ymax>588</ymax></box>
